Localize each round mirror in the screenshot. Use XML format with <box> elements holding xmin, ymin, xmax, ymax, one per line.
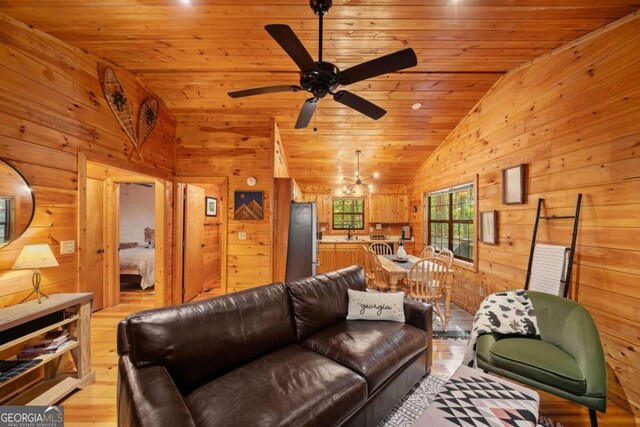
<box><xmin>0</xmin><ymin>159</ymin><xmax>35</xmax><ymax>248</ymax></box>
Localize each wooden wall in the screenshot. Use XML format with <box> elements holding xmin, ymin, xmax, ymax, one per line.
<box><xmin>407</xmin><ymin>12</ymin><xmax>640</xmax><ymax>417</ymax></box>
<box><xmin>175</xmin><ymin>115</ymin><xmax>274</xmax><ymax>292</ymax></box>
<box><xmin>0</xmin><ymin>13</ymin><xmax>175</xmax><ymax>307</ymax></box>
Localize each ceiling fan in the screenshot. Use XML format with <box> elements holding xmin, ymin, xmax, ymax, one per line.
<box><xmin>227</xmin><ymin>0</ymin><xmax>418</xmax><ymax>129</ymax></box>
<box><xmin>342</xmin><ymin>150</ymin><xmax>378</xmax><ymax>195</ymax></box>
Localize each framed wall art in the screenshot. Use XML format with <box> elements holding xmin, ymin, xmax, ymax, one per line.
<box><xmin>205</xmin><ymin>197</ymin><xmax>217</xmax><ymax>217</ymax></box>
<box><xmin>234</xmin><ymin>191</ymin><xmax>264</xmax><ymax>220</ymax></box>
<box><xmin>502</xmin><ymin>164</ymin><xmax>526</xmax><ymax>204</ymax></box>
<box><xmin>480</xmin><ymin>211</ymin><xmax>497</xmax><ymax>245</ymax></box>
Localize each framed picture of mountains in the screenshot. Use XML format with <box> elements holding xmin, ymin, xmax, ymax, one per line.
<box><xmin>234</xmin><ymin>191</ymin><xmax>264</xmax><ymax>220</ymax></box>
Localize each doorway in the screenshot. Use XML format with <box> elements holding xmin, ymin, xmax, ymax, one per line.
<box><xmin>118</xmin><ymin>183</ymin><xmax>156</xmax><ymax>300</ymax></box>
<box><xmin>174</xmin><ymin>178</ymin><xmax>227</xmax><ymax>303</ymax></box>
<box><xmin>80</xmin><ymin>157</ymin><xmax>167</xmax><ymax>311</ymax></box>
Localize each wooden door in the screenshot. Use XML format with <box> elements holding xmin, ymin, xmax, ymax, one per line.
<box><xmin>183</xmin><ymin>184</ymin><xmax>205</xmax><ymax>302</ymax></box>
<box><xmin>86</xmin><ymin>178</ymin><xmax>105</xmax><ymax>311</ymax></box>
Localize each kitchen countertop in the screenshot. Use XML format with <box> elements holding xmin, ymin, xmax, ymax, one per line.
<box><xmin>319</xmin><ymin>237</ymin><xmax>414</xmax><ymax>244</ymax></box>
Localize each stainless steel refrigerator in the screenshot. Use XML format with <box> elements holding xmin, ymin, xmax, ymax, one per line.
<box><xmin>285</xmin><ymin>202</ymin><xmax>318</xmax><ymax>282</ymax></box>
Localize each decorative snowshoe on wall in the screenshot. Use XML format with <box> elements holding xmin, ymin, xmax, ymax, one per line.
<box><xmin>98</xmin><ymin>64</ymin><xmax>159</xmax><ymax>160</ymax></box>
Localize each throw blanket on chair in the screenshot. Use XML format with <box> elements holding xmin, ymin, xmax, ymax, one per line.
<box><xmin>463</xmin><ymin>290</ymin><xmax>539</xmax><ymax>367</ymax></box>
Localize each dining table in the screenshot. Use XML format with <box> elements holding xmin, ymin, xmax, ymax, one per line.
<box><xmin>377</xmin><ymin>254</ymin><xmax>455</xmax><ymax>328</ymax></box>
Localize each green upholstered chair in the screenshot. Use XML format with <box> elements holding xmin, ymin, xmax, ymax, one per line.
<box><xmin>476</xmin><ymin>291</ymin><xmax>607</xmax><ymax>427</ymax></box>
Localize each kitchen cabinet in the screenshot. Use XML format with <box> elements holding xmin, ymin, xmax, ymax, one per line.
<box><xmin>317</xmin><ymin>244</ymin><xmax>336</xmax><ymax>274</ymax></box>
<box><xmin>316</xmin><ymin>194</ymin><xmax>332</xmax><ymax>224</ymax></box>
<box><xmin>300</xmin><ymin>193</ymin><xmax>332</xmax><ymax>224</ymax></box>
<box><xmin>368</xmin><ymin>194</ymin><xmax>409</xmax><ymax>224</ymax></box>
<box><xmin>320</xmin><ymin>243</ymin><xmax>366</xmax><ymax>272</ymax></box>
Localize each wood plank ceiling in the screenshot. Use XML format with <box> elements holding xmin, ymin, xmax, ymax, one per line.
<box><xmin>1</xmin><ymin>1</ymin><xmax>638</xmax><ymax>188</ymax></box>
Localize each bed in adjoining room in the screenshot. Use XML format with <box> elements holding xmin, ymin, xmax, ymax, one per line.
<box><xmin>119</xmin><ymin>245</ymin><xmax>155</xmax><ymax>290</ymax></box>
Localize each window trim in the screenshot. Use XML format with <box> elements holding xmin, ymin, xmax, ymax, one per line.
<box><xmin>424</xmin><ymin>182</ymin><xmax>475</xmax><ymax>263</ymax></box>
<box><xmin>332</xmin><ymin>197</ymin><xmax>365</xmax><ymax>230</ymax></box>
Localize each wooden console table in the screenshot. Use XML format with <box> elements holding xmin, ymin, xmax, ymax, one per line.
<box><xmin>0</xmin><ymin>293</ymin><xmax>95</xmax><ymax>405</ymax></box>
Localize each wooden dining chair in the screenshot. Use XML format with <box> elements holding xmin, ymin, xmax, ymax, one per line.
<box><xmin>420</xmin><ymin>245</ymin><xmax>436</xmax><ymax>259</ymax></box>
<box><xmin>361</xmin><ymin>245</ymin><xmax>376</xmax><ymax>289</ymax></box>
<box><xmin>436</xmin><ymin>248</ymin><xmax>454</xmax><ymax>269</ymax></box>
<box><xmin>370</xmin><ymin>249</ymin><xmax>390</xmax><ymax>291</ymax></box>
<box><xmin>369</xmin><ymin>242</ymin><xmax>393</xmax><ymax>256</ymax></box>
<box><xmin>408</xmin><ymin>257</ymin><xmax>449</xmax><ymax>330</ymax></box>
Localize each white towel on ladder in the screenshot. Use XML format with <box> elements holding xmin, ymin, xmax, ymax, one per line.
<box><xmin>529</xmin><ymin>243</ymin><xmax>568</xmax><ymax>296</ymax></box>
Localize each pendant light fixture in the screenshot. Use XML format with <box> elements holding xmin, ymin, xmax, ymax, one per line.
<box><xmin>342</xmin><ymin>150</ymin><xmax>379</xmax><ymax>195</ymax></box>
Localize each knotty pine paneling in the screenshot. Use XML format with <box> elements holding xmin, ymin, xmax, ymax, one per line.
<box><xmin>0</xmin><ymin>13</ymin><xmax>175</xmax><ymax>307</ymax></box>
<box><xmin>175</xmin><ymin>116</ymin><xmax>275</xmax><ymax>292</ymax></box>
<box><xmin>5</xmin><ymin>1</ymin><xmax>635</xmax><ymax>191</ymax></box>
<box><xmin>407</xmin><ymin>12</ymin><xmax>640</xmax><ymax>417</ymax></box>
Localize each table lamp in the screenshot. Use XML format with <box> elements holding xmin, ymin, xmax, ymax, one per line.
<box><xmin>12</xmin><ymin>244</ymin><xmax>59</xmax><ymax>304</ymax></box>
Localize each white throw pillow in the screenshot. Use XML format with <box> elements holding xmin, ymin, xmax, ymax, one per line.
<box><xmin>346</xmin><ymin>289</ymin><xmax>405</xmax><ymax>323</ymax></box>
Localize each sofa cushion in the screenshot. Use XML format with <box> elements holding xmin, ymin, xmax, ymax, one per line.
<box><xmin>302</xmin><ymin>320</ymin><xmax>427</xmax><ymax>393</ymax></box>
<box><xmin>185</xmin><ymin>344</ymin><xmax>367</xmax><ymax>427</ymax></box>
<box><xmin>123</xmin><ymin>282</ymin><xmax>296</xmax><ymax>393</ymax></box>
<box><xmin>489</xmin><ymin>337</ymin><xmax>587</xmax><ymax>395</ymax></box>
<box><xmin>287</xmin><ymin>266</ymin><xmax>366</xmax><ymax>341</ymax></box>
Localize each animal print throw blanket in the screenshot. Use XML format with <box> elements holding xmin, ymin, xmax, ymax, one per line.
<box><xmin>463</xmin><ymin>290</ymin><xmax>539</xmax><ymax>367</ymax></box>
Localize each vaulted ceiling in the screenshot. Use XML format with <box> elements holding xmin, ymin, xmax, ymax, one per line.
<box><xmin>2</xmin><ymin>1</ymin><xmax>638</xmax><ymax>188</ymax></box>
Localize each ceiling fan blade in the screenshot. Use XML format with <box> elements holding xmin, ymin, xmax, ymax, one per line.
<box><xmin>339</xmin><ymin>48</ymin><xmax>418</xmax><ymax>85</ymax></box>
<box><xmin>228</xmin><ymin>85</ymin><xmax>301</xmax><ymax>98</ymax></box>
<box><xmin>265</xmin><ymin>24</ymin><xmax>318</xmax><ymax>72</ymax></box>
<box><xmin>333</xmin><ymin>91</ymin><xmax>386</xmax><ymax>120</ymax></box>
<box><xmin>295</xmin><ymin>98</ymin><xmax>319</xmax><ymax>129</ymax></box>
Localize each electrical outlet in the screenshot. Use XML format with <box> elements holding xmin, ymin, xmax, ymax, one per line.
<box><xmin>238</xmin><ymin>231</ymin><xmax>247</xmax><ymax>240</ymax></box>
<box><xmin>60</xmin><ymin>240</ymin><xmax>75</xmax><ymax>254</ymax></box>
<box><xmin>479</xmin><ymin>288</ymin><xmax>485</xmax><ymax>297</ymax></box>
<box><xmin>320</xmin><ymin>226</ymin><xmax>326</xmax><ymax>232</ymax></box>
<box><xmin>375</xmin><ymin>224</ymin><xmax>382</xmax><ymax>230</ymax></box>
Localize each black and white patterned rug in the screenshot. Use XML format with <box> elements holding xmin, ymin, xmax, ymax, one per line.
<box><xmin>379</xmin><ymin>373</ymin><xmax>563</xmax><ymax>427</ymax></box>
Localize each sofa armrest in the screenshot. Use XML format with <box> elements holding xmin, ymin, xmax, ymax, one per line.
<box><xmin>403</xmin><ymin>298</ymin><xmax>433</xmax><ymax>373</ymax></box>
<box><xmin>118</xmin><ymin>355</ymin><xmax>197</xmax><ymax>427</ymax></box>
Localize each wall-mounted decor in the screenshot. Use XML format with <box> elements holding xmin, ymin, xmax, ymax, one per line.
<box><xmin>0</xmin><ymin>159</ymin><xmax>35</xmax><ymax>248</ymax></box>
<box><xmin>99</xmin><ymin>65</ymin><xmax>137</xmax><ymax>148</ymax></box>
<box><xmin>480</xmin><ymin>211</ymin><xmax>497</xmax><ymax>245</ymax></box>
<box><xmin>206</xmin><ymin>197</ymin><xmax>218</xmax><ymax>217</ymax></box>
<box><xmin>502</xmin><ymin>164</ymin><xmax>526</xmax><ymax>204</ymax></box>
<box><xmin>98</xmin><ymin>64</ymin><xmax>159</xmax><ymax>160</ymax></box>
<box><xmin>234</xmin><ymin>191</ymin><xmax>264</xmax><ymax>220</ymax></box>
<box><xmin>136</xmin><ymin>97</ymin><xmax>159</xmax><ymax>158</ymax></box>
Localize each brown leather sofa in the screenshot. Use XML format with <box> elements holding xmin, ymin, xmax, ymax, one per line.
<box><xmin>117</xmin><ymin>266</ymin><xmax>433</xmax><ymax>427</ymax></box>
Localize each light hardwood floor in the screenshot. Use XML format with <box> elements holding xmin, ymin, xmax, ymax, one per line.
<box><xmin>60</xmin><ymin>291</ymin><xmax>638</xmax><ymax>426</ymax></box>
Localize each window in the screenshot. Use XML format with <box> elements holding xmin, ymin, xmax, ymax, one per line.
<box><xmin>425</xmin><ymin>184</ymin><xmax>474</xmax><ymax>262</ymax></box>
<box><xmin>0</xmin><ymin>198</ymin><xmax>10</xmax><ymax>244</ymax></box>
<box><xmin>333</xmin><ymin>198</ymin><xmax>365</xmax><ymax>230</ymax></box>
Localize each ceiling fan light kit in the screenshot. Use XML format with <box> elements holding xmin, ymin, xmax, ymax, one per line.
<box><xmin>228</xmin><ymin>0</ymin><xmax>418</xmax><ymax>129</ymax></box>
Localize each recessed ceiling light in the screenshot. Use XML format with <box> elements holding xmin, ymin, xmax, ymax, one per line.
<box><xmin>412</xmin><ymin>103</ymin><xmax>422</xmax><ymax>110</ymax></box>
<box><xmin>181</xmin><ymin>0</ymin><xmax>191</xmax><ymax>4</ymax></box>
